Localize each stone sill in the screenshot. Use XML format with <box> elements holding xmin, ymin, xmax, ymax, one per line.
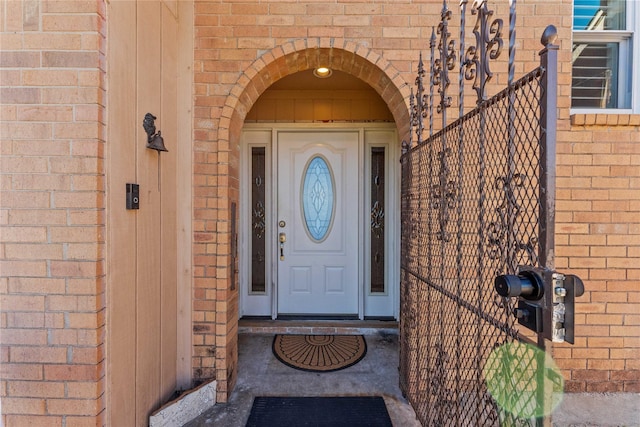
<box><xmin>570</xmin><ymin>113</ymin><xmax>640</xmax><ymax>127</ymax></box>
<box><xmin>149</xmin><ymin>380</ymin><xmax>217</xmax><ymax>427</ymax></box>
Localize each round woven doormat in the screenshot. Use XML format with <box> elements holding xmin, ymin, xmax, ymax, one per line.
<box><xmin>272</xmin><ymin>335</ymin><xmax>367</xmax><ymax>372</ymax></box>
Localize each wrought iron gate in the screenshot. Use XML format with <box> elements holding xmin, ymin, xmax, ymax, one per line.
<box><xmin>399</xmin><ymin>1</ymin><xmax>568</xmax><ymax>425</ymax></box>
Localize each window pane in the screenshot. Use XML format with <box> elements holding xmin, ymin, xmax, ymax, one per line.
<box><xmin>572</xmin><ymin>42</ymin><xmax>620</xmax><ymax>108</ymax></box>
<box><xmin>573</xmin><ymin>0</ymin><xmax>626</xmax><ymax>30</ymax></box>
<box><xmin>370</xmin><ymin>147</ymin><xmax>385</xmax><ymax>294</ymax></box>
<box><xmin>302</xmin><ymin>156</ymin><xmax>334</xmax><ymax>242</ymax></box>
<box><xmin>251</xmin><ymin>147</ymin><xmax>266</xmax><ymax>293</ymax></box>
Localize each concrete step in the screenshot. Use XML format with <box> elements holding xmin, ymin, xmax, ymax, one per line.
<box><xmin>238</xmin><ymin>318</ymin><xmax>398</xmax><ymax>336</ymax></box>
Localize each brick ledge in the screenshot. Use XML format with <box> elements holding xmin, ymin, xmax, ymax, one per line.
<box><xmin>571</xmin><ymin>113</ymin><xmax>640</xmax><ymax>126</ymax></box>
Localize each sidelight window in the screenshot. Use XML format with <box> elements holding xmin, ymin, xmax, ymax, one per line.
<box><xmin>370</xmin><ymin>147</ymin><xmax>386</xmax><ymax>294</ymax></box>
<box><xmin>250</xmin><ymin>147</ymin><xmax>266</xmax><ymax>293</ymax></box>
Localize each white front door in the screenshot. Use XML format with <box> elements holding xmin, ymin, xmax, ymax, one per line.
<box><xmin>276</xmin><ymin>131</ymin><xmax>360</xmax><ymax>315</ymax></box>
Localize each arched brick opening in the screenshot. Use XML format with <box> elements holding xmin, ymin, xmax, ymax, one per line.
<box><xmin>208</xmin><ymin>40</ymin><xmax>412</xmax><ymax>402</ymax></box>
<box><xmin>219</xmin><ymin>39</ymin><xmax>412</xmax><ymax>149</ymax></box>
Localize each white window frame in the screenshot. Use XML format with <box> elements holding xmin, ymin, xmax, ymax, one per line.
<box><xmin>571</xmin><ymin>0</ymin><xmax>640</xmax><ymax>114</ymax></box>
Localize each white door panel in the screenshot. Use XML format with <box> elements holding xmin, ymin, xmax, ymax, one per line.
<box><xmin>277</xmin><ymin>131</ymin><xmax>359</xmax><ymax>315</ymax></box>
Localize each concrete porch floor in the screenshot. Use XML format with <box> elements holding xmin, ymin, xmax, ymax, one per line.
<box><xmin>183</xmin><ymin>323</ymin><xmax>640</xmax><ymax>427</ymax></box>
<box><xmin>184</xmin><ymin>330</ymin><xmax>421</xmax><ymax>426</ymax></box>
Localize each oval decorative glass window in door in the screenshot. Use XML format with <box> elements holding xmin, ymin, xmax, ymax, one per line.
<box><xmin>302</xmin><ymin>156</ymin><xmax>335</xmax><ymax>241</ymax></box>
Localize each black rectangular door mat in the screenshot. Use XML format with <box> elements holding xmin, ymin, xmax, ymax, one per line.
<box><xmin>245</xmin><ymin>396</ymin><xmax>393</xmax><ymax>427</ymax></box>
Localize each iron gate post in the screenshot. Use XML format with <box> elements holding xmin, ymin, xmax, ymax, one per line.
<box><xmin>539</xmin><ymin>25</ymin><xmax>559</xmax><ymax>427</ymax></box>
<box><xmin>538</xmin><ymin>25</ymin><xmax>558</xmax><ymax>276</ymax></box>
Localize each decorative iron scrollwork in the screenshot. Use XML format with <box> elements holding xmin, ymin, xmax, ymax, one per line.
<box><xmin>410</xmin><ymin>54</ymin><xmax>428</xmax><ymax>147</ymax></box>
<box><xmin>432</xmin><ymin>148</ymin><xmax>456</xmax><ymax>242</ymax></box>
<box><xmin>465</xmin><ymin>0</ymin><xmax>504</xmax><ymax>103</ymax></box>
<box><xmin>433</xmin><ymin>0</ymin><xmax>456</xmax><ymax>116</ymax></box>
<box><xmin>487</xmin><ymin>173</ymin><xmax>538</xmax><ymax>271</ymax></box>
<box><xmin>371</xmin><ymin>201</ymin><xmax>385</xmax><ymax>239</ymax></box>
<box><xmin>252</xmin><ymin>201</ymin><xmax>266</xmax><ymax>239</ymax></box>
<box><xmin>430</xmin><ymin>344</ymin><xmax>456</xmax><ymax>424</ymax></box>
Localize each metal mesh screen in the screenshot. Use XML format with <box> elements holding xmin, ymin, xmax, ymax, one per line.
<box><xmin>400</xmin><ymin>68</ymin><xmax>547</xmax><ymax>426</ymax></box>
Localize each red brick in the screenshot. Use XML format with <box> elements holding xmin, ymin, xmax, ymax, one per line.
<box><xmin>564</xmin><ymin>380</ymin><xmax>586</xmax><ymax>393</ymax></box>
<box><xmin>572</xmin><ymin>369</ymin><xmax>610</xmax><ymax>381</ymax></box>
<box><xmin>587</xmin><ymin>337</ymin><xmax>625</xmax><ymax>348</ymax></box>
<box><xmin>11</xmin><ymin>141</ymin><xmax>70</xmax><ymax>157</ymax></box>
<box><xmin>66</xmin><ymin>381</ymin><xmax>101</xmax><ymax>399</ymax></box>
<box><xmin>4</xmin><ymin>415</ymin><xmax>62</xmax><ymax>427</ymax></box>
<box><xmin>53</xmin><ymin>192</ymin><xmax>103</xmax><ymax>209</ymax></box>
<box><xmin>624</xmin><ymin>382</ymin><xmax>640</xmax><ymax>392</ymax></box>
<box><xmin>42</xmin><ymin>52</ymin><xmax>100</xmax><ymax>69</ymax></box>
<box><xmin>624</xmin><ymin>336</ymin><xmax>640</xmax><ymax>347</ymax></box>
<box><xmin>50</xmin><ymin>260</ymin><xmax>102</xmax><ymax>278</ymax></box>
<box><xmin>46</xmin><ymin>398</ymin><xmax>100</xmax><ymax>416</ymax></box>
<box><xmin>0</xmin><ymin>295</ymin><xmax>45</xmax><ymax>311</ymax></box>
<box><xmin>0</xmin><ymin>191</ymin><xmax>50</xmax><ymax>208</ymax></box>
<box><xmin>611</xmin><ymin>325</ymin><xmax>640</xmax><ymax>337</ymax></box>
<box><xmin>1</xmin><ymin>397</ymin><xmax>46</xmax><ymax>415</ymax></box>
<box><xmin>8</xmin><ymin>381</ymin><xmax>65</xmax><ymax>398</ymax></box>
<box><xmin>68</xmin><ymin>210</ymin><xmax>104</xmax><ymax>226</ymax></box>
<box><xmin>1</xmin><ymin>329</ymin><xmax>47</xmax><ymax>345</ymax></box>
<box><xmin>587</xmin><ymin>359</ymin><xmax>625</xmax><ymax>370</ymax></box>
<box><xmin>70</xmin><ymin>346</ymin><xmax>102</xmax><ymax>365</ymax></box>
<box><xmin>41</xmin><ymin>87</ymin><xmax>101</xmax><ymax>105</ymax></box>
<box><xmin>67</xmin><ymin>278</ymin><xmax>101</xmax><ymax>295</ymax></box>
<box><xmin>6</xmin><ymin>312</ymin><xmax>45</xmax><ymax>328</ymax></box>
<box><xmin>48</xmin><ymin>329</ymin><xmax>79</xmax><ymax>346</ymax></box>
<box><xmin>67</xmin><ymin>312</ymin><xmax>102</xmax><ymax>329</ymax></box>
<box><xmin>0</xmin><ymin>51</ymin><xmax>40</xmax><ymax>68</ymax></box>
<box><xmin>586</xmin><ymin>381</ymin><xmax>624</xmax><ymax>392</ymax></box>
<box><xmin>44</xmin><ymin>364</ymin><xmax>101</xmax><ymax>382</ymax></box>
<box><xmin>42</xmin><ymin>14</ymin><xmax>99</xmax><ymax>32</ymax></box>
<box><xmin>50</xmin><ymin>158</ymin><xmax>101</xmax><ymax>175</ymax></box>
<box><xmin>0</xmin><ymin>363</ymin><xmax>43</xmax><ymax>380</ymax></box>
<box><xmin>0</xmin><ymin>87</ymin><xmax>41</xmax><ymax>104</ymax></box>
<box><xmin>606</xmin><ymin>303</ymin><xmax>640</xmax><ymax>314</ymax></box>
<box><xmin>23</xmin><ymin>70</ymin><xmax>79</xmax><ymax>87</ymax></box>
<box><xmin>611</xmin><ymin>370</ymin><xmax>640</xmax><ymax>381</ymax></box>
<box><xmin>5</xmin><ymin>243</ymin><xmax>64</xmax><ymax>260</ymax></box>
<box><xmin>0</xmin><ymin>260</ymin><xmax>47</xmax><ymax>277</ymax></box>
<box><xmin>10</xmin><ymin>346</ymin><xmax>67</xmax><ymax>364</ymax></box>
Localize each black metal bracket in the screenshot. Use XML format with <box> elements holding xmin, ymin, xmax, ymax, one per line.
<box><xmin>495</xmin><ymin>266</ymin><xmax>584</xmax><ymax>343</ymax></box>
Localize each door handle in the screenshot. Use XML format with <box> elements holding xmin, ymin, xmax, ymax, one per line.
<box><xmin>279</xmin><ymin>233</ymin><xmax>286</xmax><ymax>260</ymax></box>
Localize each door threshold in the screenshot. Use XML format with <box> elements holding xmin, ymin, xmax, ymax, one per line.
<box><xmin>238</xmin><ymin>317</ymin><xmax>398</xmax><ymax>336</ymax></box>
<box><xmin>275</xmin><ymin>315</ymin><xmax>360</xmax><ymax>321</ymax></box>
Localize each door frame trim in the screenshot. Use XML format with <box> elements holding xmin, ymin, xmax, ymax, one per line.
<box><xmin>239</xmin><ymin>123</ymin><xmax>399</xmax><ymax>320</ymax></box>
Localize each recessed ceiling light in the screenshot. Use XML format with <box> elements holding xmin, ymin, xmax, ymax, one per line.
<box><xmin>313</xmin><ymin>67</ymin><xmax>332</xmax><ymax>78</ymax></box>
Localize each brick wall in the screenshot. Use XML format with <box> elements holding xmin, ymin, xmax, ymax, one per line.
<box><xmin>554</xmin><ymin>114</ymin><xmax>640</xmax><ymax>392</ymax></box>
<box><xmin>192</xmin><ymin>0</ymin><xmax>579</xmax><ymax>400</ymax></box>
<box><xmin>1</xmin><ymin>0</ymin><xmax>637</xmax><ymax>422</ymax></box>
<box><xmin>0</xmin><ymin>1</ymin><xmax>106</xmax><ymax>425</ymax></box>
